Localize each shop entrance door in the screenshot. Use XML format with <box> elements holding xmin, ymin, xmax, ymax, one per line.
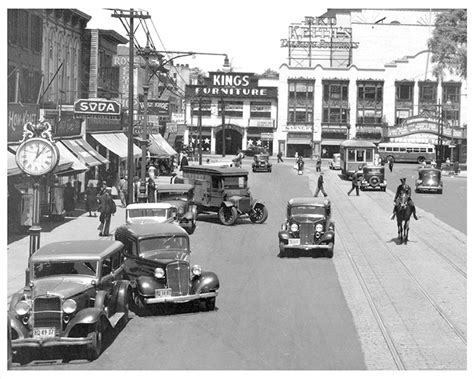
<box><xmin>215</xmin><ymin>128</ymin><xmax>242</xmax><ymax>155</ymax></box>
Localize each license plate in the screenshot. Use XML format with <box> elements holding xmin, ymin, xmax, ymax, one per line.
<box><xmin>288</xmin><ymin>238</ymin><xmax>300</xmax><ymax>246</ymax></box>
<box><xmin>33</xmin><ymin>327</ymin><xmax>55</xmax><ymax>339</ymax></box>
<box><xmin>155</xmin><ymin>288</ymin><xmax>172</xmax><ymax>298</ymax></box>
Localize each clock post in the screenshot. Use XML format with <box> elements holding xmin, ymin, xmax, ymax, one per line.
<box><xmin>15</xmin><ymin>121</ymin><xmax>60</xmax><ymax>284</ymax></box>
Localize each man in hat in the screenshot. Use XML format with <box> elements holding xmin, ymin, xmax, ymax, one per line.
<box><xmin>390</xmin><ymin>178</ymin><xmax>418</xmax><ymax>220</ymax></box>
<box><xmin>314</xmin><ymin>171</ymin><xmax>328</xmax><ymax>197</ymax></box>
<box><xmin>98</xmin><ymin>187</ymin><xmax>116</xmax><ymax>236</ymax></box>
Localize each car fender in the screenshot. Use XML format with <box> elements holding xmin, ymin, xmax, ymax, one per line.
<box><xmin>9</xmin><ymin>314</ymin><xmax>29</xmax><ymax>339</ymax></box>
<box><xmin>65</xmin><ymin>307</ymin><xmax>104</xmax><ymax>334</ymax></box>
<box><xmin>135</xmin><ymin>275</ymin><xmax>162</xmax><ymax>297</ymax></box>
<box><xmin>221</xmin><ymin>200</ymin><xmax>235</xmax><ymax>208</ymax></box>
<box><xmin>112</xmin><ymin>280</ymin><xmax>130</xmax><ymax>314</ymax></box>
<box><xmin>320</xmin><ymin>231</ymin><xmax>335</xmax><ymax>243</ymax></box>
<box><xmin>191</xmin><ymin>271</ymin><xmax>219</xmax><ymax>294</ymax></box>
<box><xmin>278</xmin><ymin>230</ymin><xmax>290</xmax><ymax>241</ymax></box>
<box><xmin>252</xmin><ymin>199</ymin><xmax>266</xmax><ymax>209</ymax></box>
<box><xmin>8</xmin><ymin>292</ymin><xmax>24</xmax><ymax>313</ymax></box>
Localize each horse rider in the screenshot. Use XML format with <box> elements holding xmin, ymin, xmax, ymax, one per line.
<box><xmin>390</xmin><ymin>178</ymin><xmax>418</xmax><ymax>220</ymax></box>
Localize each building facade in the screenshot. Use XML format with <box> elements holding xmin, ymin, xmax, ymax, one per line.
<box><xmin>184</xmin><ymin>71</ymin><xmax>279</xmax><ymax>155</ymax></box>
<box><xmin>276</xmin><ymin>8</ymin><xmax>467</xmax><ymax>161</ymax></box>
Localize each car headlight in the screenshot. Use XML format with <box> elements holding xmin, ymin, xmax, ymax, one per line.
<box><xmin>62</xmin><ymin>299</ymin><xmax>77</xmax><ymax>314</ymax></box>
<box><xmin>15</xmin><ymin>301</ymin><xmax>30</xmax><ymax>316</ymax></box>
<box><xmin>290</xmin><ymin>223</ymin><xmax>298</xmax><ymax>232</ymax></box>
<box><xmin>315</xmin><ymin>224</ymin><xmax>323</xmax><ymax>233</ymax></box>
<box><xmin>192</xmin><ymin>265</ymin><xmax>202</xmax><ymax>276</ymax></box>
<box><xmin>154</xmin><ymin>267</ymin><xmax>165</xmax><ymax>279</ymax></box>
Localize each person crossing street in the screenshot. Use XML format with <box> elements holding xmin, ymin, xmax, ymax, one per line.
<box><xmin>314</xmin><ymin>172</ymin><xmax>328</xmax><ymax>197</ymax></box>
<box><xmin>347</xmin><ymin>171</ymin><xmax>360</xmax><ymax>196</ymax></box>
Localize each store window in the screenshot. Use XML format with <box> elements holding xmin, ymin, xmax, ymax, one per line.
<box><xmin>218</xmin><ymin>100</ymin><xmax>243</xmax><ymax>118</ymax></box>
<box><xmin>192</xmin><ymin>99</ymin><xmax>212</xmax><ymax>117</ymax></box>
<box><xmin>250</xmin><ymin>101</ymin><xmax>271</xmax><ymax>118</ymax></box>
<box><xmin>322</xmin><ymin>81</ymin><xmax>349</xmax><ymax>125</ymax></box>
<box><xmin>418</xmin><ymin>82</ymin><xmax>437</xmax><ymax>103</ymax></box>
<box><xmin>357</xmin><ymin>81</ymin><xmax>384</xmax><ymax>125</ymax></box>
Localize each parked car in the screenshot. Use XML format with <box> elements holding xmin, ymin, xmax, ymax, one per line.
<box><xmin>181</xmin><ymin>165</ymin><xmax>268</xmax><ymax>226</ymax></box>
<box><xmin>278</xmin><ymin>197</ymin><xmax>335</xmax><ymax>258</ymax></box>
<box><xmin>360</xmin><ymin>165</ymin><xmax>387</xmax><ymax>191</ymax></box>
<box><xmin>329</xmin><ymin>153</ymin><xmax>341</xmax><ymax>170</ymax></box>
<box><xmin>126</xmin><ymin>203</ymin><xmax>178</xmax><ymax>225</ymax></box>
<box><xmin>8</xmin><ymin>240</ymin><xmax>130</xmax><ymax>364</ymax></box>
<box><xmin>114</xmin><ymin>223</ymin><xmax>219</xmax><ymax>316</ymax></box>
<box><xmin>242</xmin><ymin>145</ymin><xmax>268</xmax><ymax>156</ymax></box>
<box><xmin>252</xmin><ymin>154</ymin><xmax>272</xmax><ymax>173</ymax></box>
<box><xmin>415</xmin><ymin>168</ymin><xmax>443</xmax><ymax>194</ymax></box>
<box><xmin>155</xmin><ymin>183</ymin><xmax>197</xmax><ymax>234</ymax></box>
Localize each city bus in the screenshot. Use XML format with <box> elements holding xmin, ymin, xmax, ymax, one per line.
<box><xmin>339</xmin><ymin>140</ymin><xmax>377</xmax><ymax>177</ymax></box>
<box><xmin>377</xmin><ymin>142</ymin><xmax>436</xmax><ymax>164</ymax></box>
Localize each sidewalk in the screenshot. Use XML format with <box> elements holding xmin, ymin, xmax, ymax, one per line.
<box><xmin>7</xmin><ymin>199</ymin><xmax>125</xmax><ymax>302</ymax></box>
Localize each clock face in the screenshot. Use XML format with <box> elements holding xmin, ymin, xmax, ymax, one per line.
<box><xmin>15</xmin><ymin>138</ymin><xmax>59</xmax><ymax>176</ymax></box>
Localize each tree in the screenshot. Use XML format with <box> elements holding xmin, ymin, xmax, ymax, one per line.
<box><xmin>427</xmin><ymin>9</ymin><xmax>467</xmax><ymax>79</ymax></box>
<box><xmin>261</xmin><ymin>68</ymin><xmax>279</xmax><ymax>78</ymax></box>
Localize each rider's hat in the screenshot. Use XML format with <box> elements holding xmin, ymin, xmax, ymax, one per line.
<box><xmin>400</xmin><ymin>177</ymin><xmax>406</xmax><ymax>182</ymax></box>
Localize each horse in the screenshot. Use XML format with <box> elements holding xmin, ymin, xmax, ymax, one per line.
<box><xmin>395</xmin><ymin>192</ymin><xmax>414</xmax><ymax>244</ymax></box>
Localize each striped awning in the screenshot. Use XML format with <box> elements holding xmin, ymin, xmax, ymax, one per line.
<box><xmin>149</xmin><ymin>133</ymin><xmax>177</xmax><ymax>157</ymax></box>
<box><xmin>89</xmin><ymin>132</ymin><xmax>141</xmax><ymax>159</ymax></box>
<box><xmin>61</xmin><ymin>138</ymin><xmax>109</xmax><ymax>167</ymax></box>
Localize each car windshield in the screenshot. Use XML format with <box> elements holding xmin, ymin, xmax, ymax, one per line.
<box><xmin>138</xmin><ymin>236</ymin><xmax>189</xmax><ymax>259</ymax></box>
<box><xmin>128</xmin><ymin>208</ymin><xmax>170</xmax><ymax>219</ymax></box>
<box><xmin>33</xmin><ymin>260</ymin><xmax>98</xmax><ymax>279</ymax></box>
<box><xmin>223</xmin><ymin>176</ymin><xmax>247</xmax><ymax>189</ymax></box>
<box><xmin>366</xmin><ymin>168</ymin><xmax>383</xmax><ymax>174</ymax></box>
<box><xmin>290</xmin><ymin>205</ymin><xmax>326</xmax><ymax>217</ymax></box>
<box><xmin>157</xmin><ymin>191</ymin><xmax>192</xmax><ymax>202</ymax></box>
<box><xmin>420</xmin><ymin>171</ymin><xmax>440</xmax><ymax>180</ymax></box>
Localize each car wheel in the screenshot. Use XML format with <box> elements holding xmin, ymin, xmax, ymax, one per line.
<box><xmin>327</xmin><ymin>243</ymin><xmax>334</xmax><ymax>258</ymax></box>
<box><xmin>86</xmin><ymin>319</ymin><xmax>104</xmax><ymax>361</ymax></box>
<box><xmin>205</xmin><ymin>297</ymin><xmax>216</xmax><ymax>311</ymax></box>
<box><xmin>249</xmin><ymin>204</ymin><xmax>268</xmax><ymax>224</ymax></box>
<box><xmin>218</xmin><ymin>206</ymin><xmax>238</xmax><ymax>226</ymax></box>
<box><xmin>417</xmin><ymin>156</ymin><xmax>425</xmax><ymax>164</ymax></box>
<box><xmin>133</xmin><ymin>293</ymin><xmax>150</xmax><ymax>317</ymax></box>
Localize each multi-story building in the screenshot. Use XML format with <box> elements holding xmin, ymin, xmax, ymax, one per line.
<box><xmin>276</xmin><ymin>8</ymin><xmax>467</xmax><ymax>162</ymax></box>
<box><xmin>184</xmin><ymin>71</ymin><xmax>279</xmax><ymax>155</ymax></box>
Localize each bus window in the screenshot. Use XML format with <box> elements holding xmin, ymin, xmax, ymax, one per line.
<box><xmin>428</xmin><ymin>148</ymin><xmax>433</xmax><ymax>153</ymax></box>
<box><xmin>378</xmin><ymin>147</ymin><xmax>385</xmax><ymax>152</ymax></box>
<box><xmin>413</xmin><ymin>148</ymin><xmax>420</xmax><ymax>153</ymax></box>
<box><xmin>420</xmin><ymin>148</ymin><xmax>426</xmax><ymax>153</ymax></box>
<box><xmin>400</xmin><ymin>147</ymin><xmax>406</xmax><ymax>152</ymax></box>
<box><xmin>356</xmin><ymin>150</ymin><xmax>364</xmax><ymax>162</ymax></box>
<box><xmin>393</xmin><ymin>147</ymin><xmax>399</xmax><ymax>152</ymax></box>
<box><xmin>348</xmin><ymin>149</ymin><xmax>355</xmax><ymax>161</ymax></box>
<box><xmin>406</xmin><ymin>148</ymin><xmax>413</xmax><ymax>153</ymax></box>
<box><xmin>386</xmin><ymin>147</ymin><xmax>393</xmax><ymax>152</ymax></box>
<box><xmin>366</xmin><ymin>149</ymin><xmax>373</xmax><ymax>162</ymax></box>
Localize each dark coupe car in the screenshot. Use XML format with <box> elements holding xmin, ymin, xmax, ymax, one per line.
<box><xmin>9</xmin><ymin>240</ymin><xmax>130</xmax><ymax>364</ymax></box>
<box><xmin>415</xmin><ymin>168</ymin><xmax>443</xmax><ymax>194</ymax></box>
<box><xmin>360</xmin><ymin>165</ymin><xmax>387</xmax><ymax>191</ymax></box>
<box><xmin>115</xmin><ymin>223</ymin><xmax>219</xmax><ymax>316</ymax></box>
<box><xmin>252</xmin><ymin>154</ymin><xmax>272</xmax><ymax>172</ymax></box>
<box><xmin>278</xmin><ymin>197</ymin><xmax>335</xmax><ymax>258</ymax></box>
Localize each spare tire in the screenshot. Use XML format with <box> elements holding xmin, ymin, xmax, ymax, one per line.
<box><xmin>369</xmin><ymin>176</ymin><xmax>380</xmax><ymax>186</ymax></box>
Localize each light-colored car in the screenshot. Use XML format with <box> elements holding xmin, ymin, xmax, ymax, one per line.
<box><xmin>125</xmin><ymin>203</ymin><xmax>177</xmax><ymax>225</ymax></box>
<box><xmin>329</xmin><ymin>153</ymin><xmax>341</xmax><ymax>170</ymax></box>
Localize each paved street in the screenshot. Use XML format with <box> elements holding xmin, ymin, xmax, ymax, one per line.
<box><xmin>8</xmin><ymin>157</ymin><xmax>467</xmax><ymax>370</ymax></box>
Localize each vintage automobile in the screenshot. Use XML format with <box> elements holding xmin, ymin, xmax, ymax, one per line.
<box><xmin>329</xmin><ymin>153</ymin><xmax>341</xmax><ymax>170</ymax></box>
<box><xmin>252</xmin><ymin>154</ymin><xmax>272</xmax><ymax>173</ymax></box>
<box><xmin>114</xmin><ymin>223</ymin><xmax>219</xmax><ymax>316</ymax></box>
<box><xmin>126</xmin><ymin>203</ymin><xmax>177</xmax><ymax>225</ymax></box>
<box><xmin>8</xmin><ymin>240</ymin><xmax>130</xmax><ymax>364</ymax></box>
<box><xmin>415</xmin><ymin>168</ymin><xmax>443</xmax><ymax>194</ymax></box>
<box><xmin>278</xmin><ymin>197</ymin><xmax>335</xmax><ymax>258</ymax></box>
<box><xmin>360</xmin><ymin>165</ymin><xmax>387</xmax><ymax>191</ymax></box>
<box><xmin>155</xmin><ymin>183</ymin><xmax>197</xmax><ymax>234</ymax></box>
<box><xmin>181</xmin><ymin>165</ymin><xmax>268</xmax><ymax>226</ymax></box>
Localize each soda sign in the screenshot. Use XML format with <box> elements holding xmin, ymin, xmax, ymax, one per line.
<box><xmin>74</xmin><ymin>99</ymin><xmax>121</xmax><ymax>115</ymax></box>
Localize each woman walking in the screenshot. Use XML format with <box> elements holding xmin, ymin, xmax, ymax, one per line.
<box><xmin>85</xmin><ymin>182</ymin><xmax>99</xmax><ymax>217</ymax></box>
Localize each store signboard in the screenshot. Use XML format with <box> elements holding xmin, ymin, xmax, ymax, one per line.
<box><xmin>261</xmin><ymin>132</ymin><xmax>274</xmax><ymax>140</ymax></box>
<box><xmin>8</xmin><ymin>103</ymin><xmax>39</xmax><ymax>143</ymax></box>
<box><xmin>74</xmin><ymin>99</ymin><xmax>121</xmax><ymax>116</ymax></box>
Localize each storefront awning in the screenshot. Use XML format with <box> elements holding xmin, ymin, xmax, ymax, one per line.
<box><xmin>55</xmin><ymin>142</ymin><xmax>88</xmax><ymax>176</ymax></box>
<box><xmin>61</xmin><ymin>138</ymin><xmax>109</xmax><ymax>167</ymax></box>
<box><xmin>321</xmin><ymin>139</ymin><xmax>345</xmax><ymax>146</ymax></box>
<box><xmin>8</xmin><ymin>151</ymin><xmax>22</xmax><ymax>176</ymax></box>
<box><xmin>89</xmin><ymin>133</ymin><xmax>141</xmax><ymax>159</ymax></box>
<box><xmin>149</xmin><ymin>133</ymin><xmax>177</xmax><ymax>157</ymax></box>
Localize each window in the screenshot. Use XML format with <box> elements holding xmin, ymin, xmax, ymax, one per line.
<box><xmin>420</xmin><ymin>148</ymin><xmax>426</xmax><ymax>153</ymax></box>
<box><xmin>386</xmin><ymin>147</ymin><xmax>393</xmax><ymax>152</ymax></box>
<box><xmin>428</xmin><ymin>148</ymin><xmax>433</xmax><ymax>153</ymax></box>
<box><xmin>30</xmin><ymin>15</ymin><xmax>42</xmax><ymax>52</ymax></box>
<box><xmin>250</xmin><ymin>101</ymin><xmax>271</xmax><ymax>118</ymax></box>
<box><xmin>393</xmin><ymin>147</ymin><xmax>399</xmax><ymax>152</ymax></box>
<box><xmin>356</xmin><ymin>150</ymin><xmax>365</xmax><ymax>162</ymax></box>
<box><xmin>357</xmin><ymin>81</ymin><xmax>384</xmax><ymax>125</ymax></box>
<box><xmin>192</xmin><ymin>99</ymin><xmax>211</xmax><ymax>117</ymax></box>
<box><xmin>288</xmin><ymin>80</ymin><xmax>314</xmax><ymax>124</ymax></box>
<box><xmin>18</xmin><ymin>10</ymin><xmax>29</xmax><ymax>48</ymax></box>
<box><xmin>419</xmin><ymin>83</ymin><xmax>437</xmax><ymax>103</ymax></box>
<box><xmin>365</xmin><ymin>149</ymin><xmax>373</xmax><ymax>162</ymax></box>
<box><xmin>348</xmin><ymin>149</ymin><xmax>355</xmax><ymax>161</ymax></box>
<box><xmin>219</xmin><ymin>100</ymin><xmax>243</xmax><ymax>118</ymax></box>
<box><xmin>396</xmin><ymin>83</ymin><xmax>413</xmax><ymax>101</ymax></box>
<box><xmin>443</xmin><ymin>84</ymin><xmax>460</xmax><ymax>103</ymax></box>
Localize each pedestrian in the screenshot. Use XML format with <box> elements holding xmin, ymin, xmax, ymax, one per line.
<box><xmin>63</xmin><ymin>182</ymin><xmax>76</xmax><ymax>216</ymax></box>
<box><xmin>84</xmin><ymin>181</ymin><xmax>98</xmax><ymax>217</ymax></box>
<box><xmin>233</xmin><ymin>149</ymin><xmax>244</xmax><ymax>168</ymax></box>
<box><xmin>118</xmin><ymin>176</ymin><xmax>128</xmax><ymax>207</ymax></box>
<box><xmin>314</xmin><ymin>172</ymin><xmax>328</xmax><ymax>197</ymax></box>
<box><xmin>132</xmin><ymin>176</ymin><xmax>140</xmax><ymax>203</ymax></box>
<box><xmin>277</xmin><ymin>151</ymin><xmax>284</xmax><ymax>163</ymax></box>
<box><xmin>147</xmin><ymin>175</ymin><xmax>156</xmax><ymax>203</ymax></box>
<box><xmin>180</xmin><ymin>151</ymin><xmax>189</xmax><ymax>171</ymax></box>
<box><xmin>98</xmin><ymin>180</ymin><xmax>107</xmax><ymax>196</ymax></box>
<box><xmin>388</xmin><ymin>157</ymin><xmax>394</xmax><ymax>172</ymax></box>
<box><xmin>316</xmin><ymin>155</ymin><xmax>322</xmax><ymax>172</ymax></box>
<box><xmin>347</xmin><ymin>171</ymin><xmax>360</xmax><ymax>196</ymax></box>
<box><xmin>98</xmin><ymin>187</ymin><xmax>116</xmax><ymax>236</ymax></box>
<box><xmin>453</xmin><ymin>161</ymin><xmax>459</xmax><ymax>175</ymax></box>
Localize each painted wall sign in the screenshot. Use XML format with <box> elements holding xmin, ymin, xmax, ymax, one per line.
<box><xmin>8</xmin><ymin>103</ymin><xmax>39</xmax><ymax>143</ymax></box>
<box><xmin>74</xmin><ymin>99</ymin><xmax>121</xmax><ymax>115</ymax></box>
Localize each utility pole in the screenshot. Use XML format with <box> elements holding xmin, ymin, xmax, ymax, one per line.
<box><xmin>221</xmin><ymin>95</ymin><xmax>226</xmax><ymax>157</ymax></box>
<box><xmin>111</xmin><ymin>8</ymin><xmax>150</xmax><ymax>204</ymax></box>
